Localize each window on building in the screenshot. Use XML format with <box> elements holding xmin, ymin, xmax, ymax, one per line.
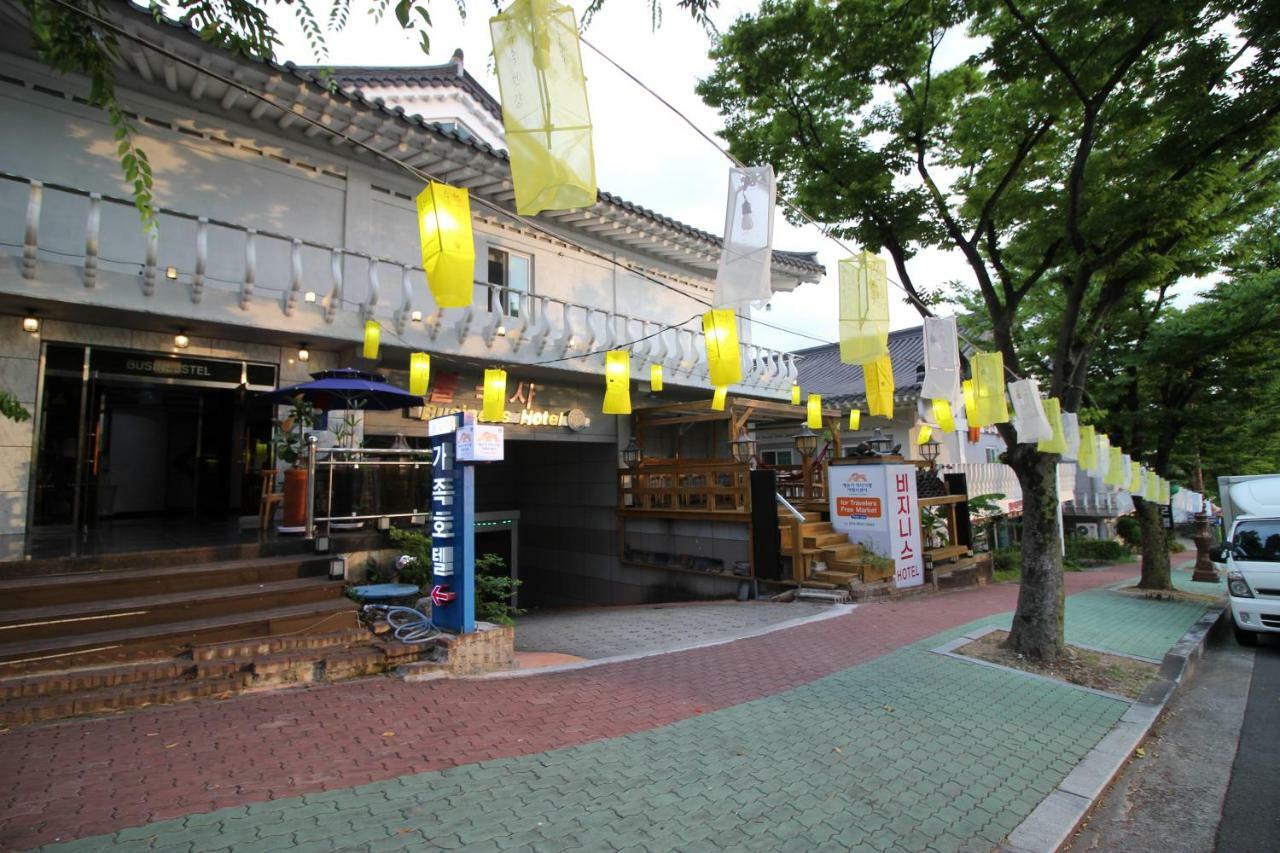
<box><xmin>986</xmin><ymin>448</ymin><xmax>999</xmax><ymax>463</ymax></box>
<box><xmin>487</xmin><ymin>247</ymin><xmax>531</xmax><ymax>317</ymax></box>
<box><xmin>762</xmin><ymin>449</ymin><xmax>794</xmax><ymax>466</ymax></box>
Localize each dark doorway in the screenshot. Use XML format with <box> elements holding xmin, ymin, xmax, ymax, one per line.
<box><xmin>33</xmin><ymin>344</ymin><xmax>275</xmax><ymax>530</ymax></box>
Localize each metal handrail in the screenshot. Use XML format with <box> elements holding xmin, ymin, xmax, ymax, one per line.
<box><xmin>776</xmin><ymin>493</ymin><xmax>805</xmax><ymax>522</ymax></box>
<box><xmin>304</xmin><ymin>437</ymin><xmax>431</xmax><ymax>539</ymax></box>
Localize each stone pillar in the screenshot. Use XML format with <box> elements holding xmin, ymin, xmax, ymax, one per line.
<box><xmin>0</xmin><ymin>316</ymin><xmax>39</xmax><ymax>557</ymax></box>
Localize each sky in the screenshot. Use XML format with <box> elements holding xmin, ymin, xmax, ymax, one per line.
<box><xmin>262</xmin><ymin>0</ymin><xmax>1204</xmax><ymax>352</ymax></box>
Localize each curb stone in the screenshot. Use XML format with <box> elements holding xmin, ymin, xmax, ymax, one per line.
<box><xmin>999</xmin><ymin>601</ymin><xmax>1227</xmax><ymax>853</ymax></box>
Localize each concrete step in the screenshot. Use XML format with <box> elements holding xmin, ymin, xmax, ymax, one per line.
<box><xmin>0</xmin><ymin>598</ymin><xmax>359</xmax><ymax>675</ymax></box>
<box><xmin>0</xmin><ymin>555</ymin><xmax>333</xmax><ymax>610</ymax></box>
<box><xmin>0</xmin><ymin>577</ymin><xmax>347</xmax><ymax>641</ymax></box>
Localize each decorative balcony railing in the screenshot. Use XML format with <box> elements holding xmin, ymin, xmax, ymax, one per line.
<box><xmin>618</xmin><ymin>459</ymin><xmax>752</xmax><ymax>517</ymax></box>
<box><xmin>0</xmin><ymin>172</ymin><xmax>799</xmax><ymax>392</ymax></box>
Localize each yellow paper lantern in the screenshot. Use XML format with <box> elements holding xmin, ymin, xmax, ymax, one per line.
<box><xmin>409</xmin><ymin>352</ymin><xmax>431</xmax><ymax>396</ymax></box>
<box><xmin>490</xmin><ymin>0</ymin><xmax>596</xmax><ymax>216</ymax></box>
<box><xmin>863</xmin><ymin>354</ymin><xmax>895</xmax><ymax>418</ymax></box>
<box><xmin>962</xmin><ymin>379</ymin><xmax>977</xmax><ymax>423</ymax></box>
<box><xmin>932</xmin><ymin>398</ymin><xmax>955</xmax><ymax>433</ymax></box>
<box><xmin>917</xmin><ymin>424</ymin><xmax>934</xmax><ymax>445</ymax></box>
<box><xmin>650</xmin><ymin>363</ymin><xmax>663</xmax><ymax>392</ymax></box>
<box><xmin>791</xmin><ymin>384</ymin><xmax>801</xmax><ymax>405</ymax></box>
<box><xmin>416</xmin><ymin>182</ymin><xmax>476</xmax><ymax>308</ymax></box>
<box><xmin>848</xmin><ymin>408</ymin><xmax>861</xmax><ymax>430</ymax></box>
<box><xmin>482</xmin><ymin>368</ymin><xmax>507</xmax><ymax>422</ymax></box>
<box><xmin>1078</xmin><ymin>425</ymin><xmax>1096</xmax><ymax>471</ymax></box>
<box><xmin>1105</xmin><ymin>445</ymin><xmax>1125</xmax><ymax>486</ymax></box>
<box><xmin>1036</xmin><ymin>398</ymin><xmax>1068</xmax><ymax>454</ymax></box>
<box><xmin>1128</xmin><ymin>460</ymin><xmax>1143</xmax><ymax>493</ymax></box>
<box><xmin>838</xmin><ymin>251</ymin><xmax>889</xmax><ymax>365</ymax></box>
<box><xmin>971</xmin><ymin>352</ymin><xmax>1009</xmax><ymax>426</ymax></box>
<box><xmin>807</xmin><ymin>394</ymin><xmax>822</xmax><ymax>430</ymax></box>
<box><xmin>711</xmin><ymin>385</ymin><xmax>728</xmax><ymax>411</ymax></box>
<box><xmin>1144</xmin><ymin>469</ymin><xmax>1158</xmax><ymax>501</ymax></box>
<box><xmin>603</xmin><ymin>350</ymin><xmax>631</xmax><ymax>415</ymax></box>
<box><xmin>702</xmin><ymin>309</ymin><xmax>742</xmax><ymax>388</ymax></box>
<box><xmin>362</xmin><ymin>320</ymin><xmax>380</xmax><ymax>360</ymax></box>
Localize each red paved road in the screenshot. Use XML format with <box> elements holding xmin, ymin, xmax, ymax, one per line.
<box><xmin>0</xmin><ymin>567</ymin><xmax>1135</xmax><ymax>849</ymax></box>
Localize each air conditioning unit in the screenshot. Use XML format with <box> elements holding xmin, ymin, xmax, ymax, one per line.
<box><xmin>1074</xmin><ymin>523</ymin><xmax>1099</xmax><ymax>539</ymax></box>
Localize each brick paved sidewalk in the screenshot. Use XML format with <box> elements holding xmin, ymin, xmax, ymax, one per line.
<box><xmin>0</xmin><ymin>562</ymin><xmax>1210</xmax><ymax>851</ymax></box>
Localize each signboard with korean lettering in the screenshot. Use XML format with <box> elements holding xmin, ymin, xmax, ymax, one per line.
<box><xmin>828</xmin><ymin>462</ymin><xmax>924</xmax><ymax>589</ymax></box>
<box><xmin>429</xmin><ymin>412</ymin><xmax>475</xmax><ymax>633</ymax></box>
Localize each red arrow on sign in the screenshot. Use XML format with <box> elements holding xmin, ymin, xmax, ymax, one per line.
<box><xmin>430</xmin><ymin>584</ymin><xmax>456</xmax><ymax>607</ymax></box>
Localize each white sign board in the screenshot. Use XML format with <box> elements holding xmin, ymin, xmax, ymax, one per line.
<box><xmin>827</xmin><ymin>462</ymin><xmax>924</xmax><ymax>588</ymax></box>
<box><xmin>455</xmin><ymin>424</ymin><xmax>504</xmax><ymax>462</ymax></box>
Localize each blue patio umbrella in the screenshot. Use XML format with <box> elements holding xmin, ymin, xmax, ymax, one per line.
<box><xmin>263</xmin><ymin>368</ymin><xmax>422</xmax><ymax>411</ymax></box>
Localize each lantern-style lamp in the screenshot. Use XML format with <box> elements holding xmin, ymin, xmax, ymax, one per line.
<box><xmin>729</xmin><ymin>429</ymin><xmax>758</xmax><ymax>465</ymax></box>
<box><xmin>409</xmin><ymin>352</ymin><xmax>430</xmax><ymax>396</ymax></box>
<box><xmin>482</xmin><ymin>368</ymin><xmax>507</xmax><ymax>422</ymax></box>
<box><xmin>868</xmin><ymin>427</ymin><xmax>894</xmax><ymax>456</ymax></box>
<box><xmin>362</xmin><ymin>320</ymin><xmax>380</xmax><ymax>360</ymax></box>
<box><xmin>921</xmin><ymin>438</ymin><xmax>941</xmax><ymax>466</ymax></box>
<box><xmin>793</xmin><ymin>424</ymin><xmax>819</xmax><ymax>458</ymax></box>
<box><xmin>621</xmin><ymin>436</ymin><xmax>643</xmax><ymax>468</ymax></box>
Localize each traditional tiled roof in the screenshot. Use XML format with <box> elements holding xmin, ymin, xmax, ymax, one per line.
<box><xmin>301</xmin><ymin>61</ymin><xmax>504</xmax><ymax>123</ymax></box>
<box><xmin>794</xmin><ymin>326</ymin><xmax>927</xmax><ymax>407</ymax></box>
<box><xmin>115</xmin><ymin>5</ymin><xmax>825</xmax><ymax>281</ymax></box>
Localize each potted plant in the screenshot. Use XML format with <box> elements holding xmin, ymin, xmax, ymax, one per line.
<box><xmin>270</xmin><ymin>394</ymin><xmax>317</xmax><ymax>530</ymax></box>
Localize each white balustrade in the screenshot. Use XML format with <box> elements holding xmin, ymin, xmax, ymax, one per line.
<box><xmin>0</xmin><ymin>173</ymin><xmax>800</xmax><ymax>392</ymax></box>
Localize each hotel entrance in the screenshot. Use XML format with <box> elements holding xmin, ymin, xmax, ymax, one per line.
<box><xmin>32</xmin><ymin>344</ymin><xmax>278</xmax><ymax>535</ymax></box>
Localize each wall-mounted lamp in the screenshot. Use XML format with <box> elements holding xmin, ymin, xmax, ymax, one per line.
<box><xmin>410</xmin><ymin>310</ymin><xmax>423</xmax><ymax>323</ymax></box>
<box><xmin>22</xmin><ymin>315</ymin><xmax>39</xmax><ymax>334</ymax></box>
<box><xmin>304</xmin><ymin>291</ymin><xmax>317</xmax><ymax>304</ymax></box>
<box><xmin>496</xmin><ymin>323</ymin><xmax>507</xmax><ymax>337</ymax></box>
<box><xmin>329</xmin><ymin>555</ymin><xmax>348</xmax><ymax>580</ymax></box>
<box><xmin>164</xmin><ymin>266</ymin><xmax>178</xmax><ymax>280</ymax></box>
<box><xmin>297</xmin><ymin>344</ymin><xmax>310</xmax><ymax>362</ymax></box>
<box><xmin>174</xmin><ymin>331</ymin><xmax>190</xmax><ymax>349</ymax></box>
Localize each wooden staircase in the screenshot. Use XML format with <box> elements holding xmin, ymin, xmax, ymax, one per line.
<box><xmin>776</xmin><ymin>508</ymin><xmax>894</xmax><ymax>588</ymax></box>
<box><xmin>0</xmin><ymin>547</ymin><xmax>424</xmax><ymax>725</ymax></box>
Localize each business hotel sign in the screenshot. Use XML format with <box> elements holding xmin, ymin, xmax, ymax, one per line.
<box><xmin>828</xmin><ymin>462</ymin><xmax>924</xmax><ymax>589</ymax></box>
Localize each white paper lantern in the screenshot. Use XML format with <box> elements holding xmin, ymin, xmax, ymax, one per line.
<box><xmin>713</xmin><ymin>166</ymin><xmax>775</xmax><ymax>307</ymax></box>
<box><xmin>920</xmin><ymin>315</ymin><xmax>961</xmax><ymax>403</ymax></box>
<box><xmin>1008</xmin><ymin>379</ymin><xmax>1052</xmax><ymax>444</ymax></box>
<box><xmin>1061</xmin><ymin>411</ymin><xmax>1080</xmax><ymax>462</ymax></box>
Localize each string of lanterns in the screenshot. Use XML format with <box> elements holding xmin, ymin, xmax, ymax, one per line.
<box><xmin>368</xmin><ymin>0</ymin><xmax>1174</xmax><ymax>503</ymax></box>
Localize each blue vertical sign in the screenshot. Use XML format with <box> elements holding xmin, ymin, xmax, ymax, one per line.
<box><xmin>429</xmin><ymin>413</ymin><xmax>475</xmax><ymax>633</ymax></box>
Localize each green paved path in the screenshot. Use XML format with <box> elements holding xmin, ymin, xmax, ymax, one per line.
<box><xmin>46</xmin><ymin>577</ymin><xmax>1216</xmax><ymax>853</ymax></box>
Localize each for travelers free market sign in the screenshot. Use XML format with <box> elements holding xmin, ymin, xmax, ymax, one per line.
<box><xmin>828</xmin><ymin>462</ymin><xmax>925</xmax><ymax>588</ymax></box>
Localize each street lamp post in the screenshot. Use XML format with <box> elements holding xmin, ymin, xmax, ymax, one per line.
<box><xmin>1191</xmin><ymin>464</ymin><xmax>1218</xmax><ymax>583</ymax></box>
<box><xmin>793</xmin><ymin>424</ymin><xmax>819</xmax><ymax>502</ymax></box>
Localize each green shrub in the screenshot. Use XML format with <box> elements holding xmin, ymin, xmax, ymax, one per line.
<box><xmin>388</xmin><ymin>527</ymin><xmax>524</xmax><ymax>625</ymax></box>
<box><xmin>991</xmin><ymin>547</ymin><xmax>1021</xmax><ymax>582</ymax></box>
<box><xmin>1065</xmin><ymin>537</ymin><xmax>1130</xmax><ymax>561</ymax></box>
<box><xmin>1116</xmin><ymin>517</ymin><xmax>1142</xmax><ymax>548</ymax></box>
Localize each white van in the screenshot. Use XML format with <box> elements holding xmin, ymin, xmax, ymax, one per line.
<box><xmin>1216</xmin><ymin>475</ymin><xmax>1280</xmax><ymax>646</ymax></box>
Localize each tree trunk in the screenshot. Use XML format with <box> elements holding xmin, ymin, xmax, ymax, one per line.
<box><xmin>1003</xmin><ymin>446</ymin><xmax>1067</xmax><ymax>661</ymax></box>
<box><xmin>1134</xmin><ymin>497</ymin><xmax>1173</xmax><ymax>590</ymax></box>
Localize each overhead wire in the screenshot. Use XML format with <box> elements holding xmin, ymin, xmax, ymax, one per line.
<box><xmin>50</xmin><ymin>0</ymin><xmax>825</xmax><ymax>360</ymax></box>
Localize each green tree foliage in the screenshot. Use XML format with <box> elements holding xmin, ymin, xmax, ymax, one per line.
<box><xmin>0</xmin><ymin>389</ymin><xmax>31</xmax><ymax>422</ymax></box>
<box><xmin>699</xmin><ymin>0</ymin><xmax>1280</xmax><ymax>658</ymax></box>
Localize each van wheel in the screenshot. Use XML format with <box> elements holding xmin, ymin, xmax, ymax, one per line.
<box><xmin>1232</xmin><ymin>619</ymin><xmax>1259</xmax><ymax>647</ymax></box>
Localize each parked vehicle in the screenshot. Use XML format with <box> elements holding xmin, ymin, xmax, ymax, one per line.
<box><xmin>1215</xmin><ymin>475</ymin><xmax>1280</xmax><ymax>646</ymax></box>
